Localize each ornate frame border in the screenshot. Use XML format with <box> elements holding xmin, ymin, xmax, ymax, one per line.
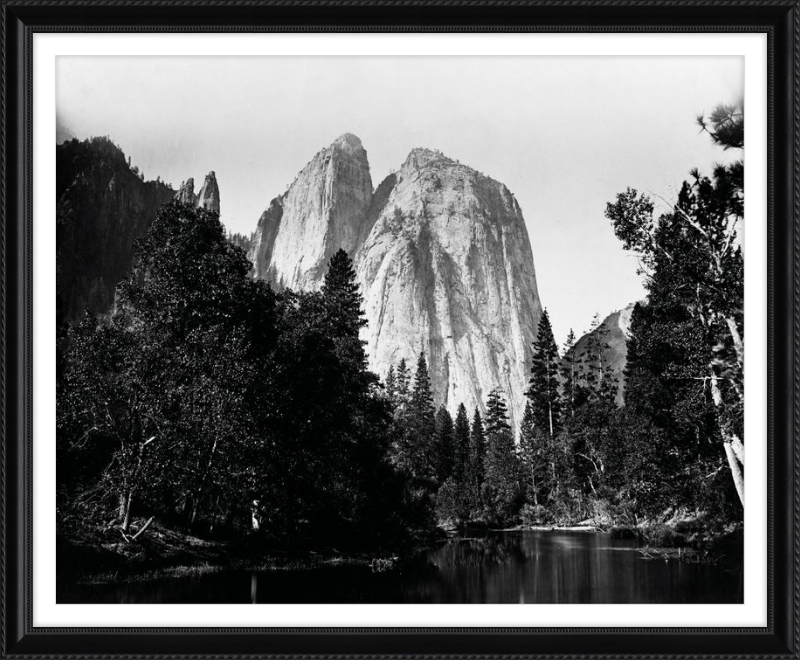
<box><xmin>2</xmin><ymin>1</ymin><xmax>797</xmax><ymax>657</ymax></box>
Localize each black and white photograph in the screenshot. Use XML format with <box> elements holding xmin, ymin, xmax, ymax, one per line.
<box><xmin>54</xmin><ymin>53</ymin><xmax>746</xmax><ymax>605</ymax></box>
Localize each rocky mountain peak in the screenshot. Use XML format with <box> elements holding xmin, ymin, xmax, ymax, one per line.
<box><xmin>402</xmin><ymin>147</ymin><xmax>452</xmax><ymax>172</ymax></box>
<box><xmin>197</xmin><ymin>171</ymin><xmax>220</xmax><ymax>214</ymax></box>
<box><xmin>249</xmin><ymin>133</ymin><xmax>373</xmax><ymax>291</ymax></box>
<box><xmin>332</xmin><ymin>132</ymin><xmax>365</xmax><ymax>153</ymax></box>
<box><xmin>175</xmin><ymin>178</ymin><xmax>195</xmax><ymax>205</ymax></box>
<box><xmin>248</xmin><ymin>134</ymin><xmax>543</xmax><ymax>434</ymax></box>
<box><xmin>175</xmin><ymin>172</ymin><xmax>220</xmax><ymax>215</ymax></box>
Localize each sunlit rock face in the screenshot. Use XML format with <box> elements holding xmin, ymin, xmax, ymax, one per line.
<box><xmin>249</xmin><ymin>133</ymin><xmax>373</xmax><ymax>291</ymax></box>
<box><xmin>355</xmin><ymin>148</ymin><xmax>543</xmax><ymax>434</ymax></box>
<box><xmin>249</xmin><ymin>136</ymin><xmax>544</xmax><ymax>434</ymax></box>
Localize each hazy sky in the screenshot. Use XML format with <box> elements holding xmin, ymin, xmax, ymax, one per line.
<box><xmin>57</xmin><ymin>55</ymin><xmax>742</xmax><ymax>344</ymax></box>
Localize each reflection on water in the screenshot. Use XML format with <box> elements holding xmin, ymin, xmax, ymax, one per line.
<box><xmin>59</xmin><ymin>531</ymin><xmax>743</xmax><ymax>604</ymax></box>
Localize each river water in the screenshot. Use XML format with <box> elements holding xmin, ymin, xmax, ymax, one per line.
<box><xmin>61</xmin><ymin>530</ymin><xmax>743</xmax><ymax>604</ymax></box>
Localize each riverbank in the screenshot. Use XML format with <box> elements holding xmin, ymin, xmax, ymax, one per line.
<box><xmin>58</xmin><ymin>511</ymin><xmax>742</xmax><ymax>592</ymax></box>
<box><xmin>504</xmin><ymin>512</ymin><xmax>743</xmax><ymax>566</ymax></box>
<box><xmin>57</xmin><ymin>518</ymin><xmax>415</xmax><ymax>588</ymax></box>
<box><xmin>59</xmin><ymin>526</ymin><xmax>744</xmax><ymax>604</ymax></box>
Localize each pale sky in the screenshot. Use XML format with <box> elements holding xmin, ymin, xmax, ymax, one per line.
<box><xmin>57</xmin><ymin>56</ymin><xmax>742</xmax><ymax>345</ymax></box>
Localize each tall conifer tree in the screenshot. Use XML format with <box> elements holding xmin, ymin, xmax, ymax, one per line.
<box><xmin>467</xmin><ymin>408</ymin><xmax>486</xmax><ymax>515</ymax></box>
<box><xmin>409</xmin><ymin>352</ymin><xmax>436</xmax><ymax>482</ymax></box>
<box><xmin>453</xmin><ymin>403</ymin><xmax>471</xmax><ymax>485</ymax></box>
<box><xmin>559</xmin><ymin>329</ymin><xmax>579</xmax><ymax>421</ymax></box>
<box><xmin>434</xmin><ymin>406</ymin><xmax>455</xmax><ymax>484</ymax></box>
<box><xmin>482</xmin><ymin>389</ymin><xmax>519</xmax><ymax>523</ymax></box>
<box><xmin>527</xmin><ymin>310</ymin><xmax>562</xmax><ymax>437</ymax></box>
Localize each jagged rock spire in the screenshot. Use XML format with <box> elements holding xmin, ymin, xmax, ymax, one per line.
<box><xmin>197</xmin><ymin>171</ymin><xmax>220</xmax><ymax>215</ymax></box>
<box><xmin>175</xmin><ymin>172</ymin><xmax>220</xmax><ymax>215</ymax></box>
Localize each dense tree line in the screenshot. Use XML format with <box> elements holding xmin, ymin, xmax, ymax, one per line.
<box><xmin>57</xmin><ymin>201</ymin><xmax>416</xmax><ymax>547</ymax></box>
<box><xmin>58</xmin><ymin>101</ymin><xmax>743</xmax><ymax>546</ymax></box>
<box><xmin>380</xmin><ymin>101</ymin><xmax>743</xmax><ymax>529</ymax></box>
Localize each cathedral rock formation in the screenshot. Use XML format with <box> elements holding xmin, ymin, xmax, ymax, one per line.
<box><xmin>249</xmin><ymin>135</ymin><xmax>544</xmax><ymax>433</ymax></box>
<box><xmin>175</xmin><ymin>171</ymin><xmax>220</xmax><ymax>214</ymax></box>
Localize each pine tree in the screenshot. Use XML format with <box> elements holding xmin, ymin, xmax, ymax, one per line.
<box><xmin>434</xmin><ymin>406</ymin><xmax>455</xmax><ymax>484</ymax></box>
<box><xmin>453</xmin><ymin>403</ymin><xmax>471</xmax><ymax>486</ymax></box>
<box><xmin>482</xmin><ymin>389</ymin><xmax>520</xmax><ymax>524</ymax></box>
<box><xmin>412</xmin><ymin>352</ymin><xmax>434</xmax><ymax>417</ymax></box>
<box><xmin>321</xmin><ymin>249</ymin><xmax>370</xmax><ymax>376</ymax></box>
<box><xmin>560</xmin><ymin>329</ymin><xmax>579</xmax><ymax>420</ymax></box>
<box><xmin>527</xmin><ymin>310</ymin><xmax>562</xmax><ymax>437</ymax></box>
<box><xmin>518</xmin><ymin>400</ymin><xmax>545</xmax><ymax>507</ymax></box>
<box><xmin>467</xmin><ymin>408</ymin><xmax>486</xmax><ymax>516</ymax></box>
<box><xmin>395</xmin><ymin>358</ymin><xmax>410</xmax><ymax>408</ymax></box>
<box><xmin>485</xmin><ymin>389</ymin><xmax>511</xmax><ymax>436</ymax></box>
<box><xmin>385</xmin><ymin>365</ymin><xmax>397</xmax><ymax>405</ymax></box>
<box><xmin>409</xmin><ymin>352</ymin><xmax>437</xmax><ymax>482</ymax></box>
<box><xmin>321</xmin><ymin>249</ymin><xmax>367</xmax><ymax>335</ymax></box>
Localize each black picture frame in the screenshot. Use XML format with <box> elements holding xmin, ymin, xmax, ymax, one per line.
<box><xmin>2</xmin><ymin>1</ymin><xmax>797</xmax><ymax>657</ymax></box>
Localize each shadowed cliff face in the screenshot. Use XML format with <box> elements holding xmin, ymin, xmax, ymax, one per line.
<box><xmin>57</xmin><ymin>138</ymin><xmax>222</xmax><ymax>324</ymax></box>
<box><xmin>249</xmin><ymin>133</ymin><xmax>373</xmax><ymax>291</ymax></box>
<box><xmin>249</xmin><ymin>137</ymin><xmax>544</xmax><ymax>434</ymax></box>
<box><xmin>56</xmin><ymin>137</ymin><xmax>175</xmax><ymax>323</ymax></box>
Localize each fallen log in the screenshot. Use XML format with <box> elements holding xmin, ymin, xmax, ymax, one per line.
<box><xmin>130</xmin><ymin>516</ymin><xmax>155</xmax><ymax>542</ymax></box>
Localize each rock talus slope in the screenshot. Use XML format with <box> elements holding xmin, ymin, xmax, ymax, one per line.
<box><xmin>249</xmin><ymin>136</ymin><xmax>544</xmax><ymax>433</ymax></box>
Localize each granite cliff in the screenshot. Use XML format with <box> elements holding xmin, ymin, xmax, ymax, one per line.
<box><xmin>250</xmin><ymin>133</ymin><xmax>373</xmax><ymax>290</ymax></box>
<box><xmin>249</xmin><ymin>135</ymin><xmax>544</xmax><ymax>432</ymax></box>
<box><xmin>566</xmin><ymin>303</ymin><xmax>636</xmax><ymax>405</ymax></box>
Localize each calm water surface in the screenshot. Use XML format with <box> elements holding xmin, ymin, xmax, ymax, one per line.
<box><xmin>60</xmin><ymin>531</ymin><xmax>742</xmax><ymax>604</ymax></box>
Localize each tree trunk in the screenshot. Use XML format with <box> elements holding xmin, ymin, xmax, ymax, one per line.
<box><xmin>709</xmin><ymin>375</ymin><xmax>744</xmax><ymax>506</ymax></box>
<box><xmin>190</xmin><ymin>438</ymin><xmax>219</xmax><ymax>528</ymax></box>
<box><xmin>122</xmin><ymin>490</ymin><xmax>133</xmax><ymax>533</ymax></box>
<box><xmin>723</xmin><ymin>441</ymin><xmax>745</xmax><ymax>505</ymax></box>
<box><xmin>725</xmin><ymin>315</ymin><xmax>744</xmax><ymax>372</ymax></box>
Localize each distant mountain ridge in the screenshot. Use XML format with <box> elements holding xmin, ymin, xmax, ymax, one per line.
<box><xmin>56</xmin><ymin>137</ymin><xmax>175</xmax><ymax>323</ymax></box>
<box><xmin>56</xmin><ymin>137</ymin><xmax>218</xmax><ymax>324</ymax></box>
